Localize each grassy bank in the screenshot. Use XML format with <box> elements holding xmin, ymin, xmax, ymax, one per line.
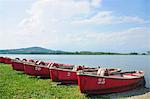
<box><xmin>0</xmin><ymin>63</ymin><xmax>110</xmax><ymax>99</ymax></box>
<box><xmin>0</xmin><ymin>63</ymin><xmax>85</xmax><ymax>98</ymax></box>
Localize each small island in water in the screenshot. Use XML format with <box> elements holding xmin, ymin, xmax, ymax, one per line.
<box><xmin>0</xmin><ymin>47</ymin><xmax>149</xmax><ymax>55</ymax></box>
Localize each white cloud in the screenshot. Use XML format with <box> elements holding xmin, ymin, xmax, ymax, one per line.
<box><xmin>19</xmin><ymin>0</ymin><xmax>149</xmax><ymax>35</ymax></box>
<box><xmin>61</xmin><ymin>27</ymin><xmax>150</xmax><ymax>51</ymax></box>
<box><xmin>19</xmin><ymin>0</ymin><xmax>93</xmax><ymax>34</ymax></box>
<box><xmin>73</xmin><ymin>11</ymin><xmax>150</xmax><ymax>25</ymax></box>
<box><xmin>17</xmin><ymin>27</ymin><xmax>148</xmax><ymax>51</ymax></box>
<box><xmin>91</xmin><ymin>0</ymin><xmax>102</xmax><ymax>7</ymax></box>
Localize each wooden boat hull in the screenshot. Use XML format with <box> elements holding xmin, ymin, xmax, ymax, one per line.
<box><xmin>77</xmin><ymin>72</ymin><xmax>145</xmax><ymax>95</ymax></box>
<box><xmin>11</xmin><ymin>61</ymin><xmax>24</xmax><ymax>71</ymax></box>
<box><xmin>24</xmin><ymin>64</ymin><xmax>50</xmax><ymax>78</ymax></box>
<box><xmin>50</xmin><ymin>68</ymin><xmax>77</xmax><ymax>84</ymax></box>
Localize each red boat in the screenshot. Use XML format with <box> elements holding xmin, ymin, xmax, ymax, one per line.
<box><xmin>0</xmin><ymin>57</ymin><xmax>12</xmax><ymax>64</ymax></box>
<box><xmin>0</xmin><ymin>57</ymin><xmax>5</xmax><ymax>63</ymax></box>
<box><xmin>50</xmin><ymin>65</ymin><xmax>78</xmax><ymax>84</ymax></box>
<box><xmin>11</xmin><ymin>58</ymin><xmax>28</xmax><ymax>71</ymax></box>
<box><xmin>50</xmin><ymin>66</ymin><xmax>120</xmax><ymax>84</ymax></box>
<box><xmin>24</xmin><ymin>61</ymin><xmax>55</xmax><ymax>78</ymax></box>
<box><xmin>77</xmin><ymin>69</ymin><xmax>145</xmax><ymax>95</ymax></box>
<box><xmin>5</xmin><ymin>57</ymin><xmax>12</xmax><ymax>64</ymax></box>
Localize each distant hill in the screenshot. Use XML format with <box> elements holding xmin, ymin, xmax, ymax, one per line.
<box><xmin>0</xmin><ymin>47</ymin><xmax>66</xmax><ymax>54</ymax></box>
<box><xmin>0</xmin><ymin>47</ymin><xmax>147</xmax><ymax>55</ymax></box>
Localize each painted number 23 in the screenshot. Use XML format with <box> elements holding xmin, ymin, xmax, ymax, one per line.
<box><xmin>97</xmin><ymin>78</ymin><xmax>105</xmax><ymax>85</ymax></box>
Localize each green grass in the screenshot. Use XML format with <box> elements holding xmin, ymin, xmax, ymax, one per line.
<box><xmin>0</xmin><ymin>63</ymin><xmax>87</xmax><ymax>99</ymax></box>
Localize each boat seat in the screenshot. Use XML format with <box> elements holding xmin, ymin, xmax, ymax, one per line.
<box><xmin>59</xmin><ymin>66</ymin><xmax>74</xmax><ymax>69</ymax></box>
<box><xmin>123</xmin><ymin>74</ymin><xmax>136</xmax><ymax>78</ymax></box>
<box><xmin>97</xmin><ymin>68</ymin><xmax>106</xmax><ymax>76</ymax></box>
<box><xmin>72</xmin><ymin>66</ymin><xmax>83</xmax><ymax>71</ymax></box>
<box><xmin>72</xmin><ymin>65</ymin><xmax>78</xmax><ymax>71</ymax></box>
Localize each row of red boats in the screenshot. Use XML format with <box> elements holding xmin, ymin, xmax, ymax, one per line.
<box><xmin>0</xmin><ymin>56</ymin><xmax>145</xmax><ymax>95</ymax></box>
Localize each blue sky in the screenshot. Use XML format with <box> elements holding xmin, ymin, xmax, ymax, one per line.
<box><xmin>0</xmin><ymin>0</ymin><xmax>149</xmax><ymax>52</ymax></box>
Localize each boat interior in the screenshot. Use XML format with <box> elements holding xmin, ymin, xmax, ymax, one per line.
<box><xmin>79</xmin><ymin>69</ymin><xmax>144</xmax><ymax>79</ymax></box>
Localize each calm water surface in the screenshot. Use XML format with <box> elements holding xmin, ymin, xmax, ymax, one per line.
<box><xmin>1</xmin><ymin>54</ymin><xmax>150</xmax><ymax>88</ymax></box>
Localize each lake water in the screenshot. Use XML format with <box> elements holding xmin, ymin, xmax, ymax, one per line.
<box><xmin>1</xmin><ymin>54</ymin><xmax>150</xmax><ymax>88</ymax></box>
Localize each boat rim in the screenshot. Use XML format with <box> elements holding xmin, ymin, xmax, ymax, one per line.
<box><xmin>77</xmin><ymin>71</ymin><xmax>144</xmax><ymax>80</ymax></box>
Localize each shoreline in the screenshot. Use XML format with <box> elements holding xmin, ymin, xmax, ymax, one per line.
<box><xmin>105</xmin><ymin>87</ymin><xmax>150</xmax><ymax>99</ymax></box>
<box><xmin>87</xmin><ymin>87</ymin><xmax>150</xmax><ymax>99</ymax></box>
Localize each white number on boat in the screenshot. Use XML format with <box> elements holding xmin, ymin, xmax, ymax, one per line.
<box><xmin>35</xmin><ymin>67</ymin><xmax>41</xmax><ymax>71</ymax></box>
<box><xmin>67</xmin><ymin>72</ymin><xmax>71</xmax><ymax>76</ymax></box>
<box><xmin>97</xmin><ymin>78</ymin><xmax>105</xmax><ymax>85</ymax></box>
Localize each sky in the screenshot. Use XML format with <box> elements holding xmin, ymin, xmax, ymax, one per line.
<box><xmin>0</xmin><ymin>0</ymin><xmax>149</xmax><ymax>52</ymax></box>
